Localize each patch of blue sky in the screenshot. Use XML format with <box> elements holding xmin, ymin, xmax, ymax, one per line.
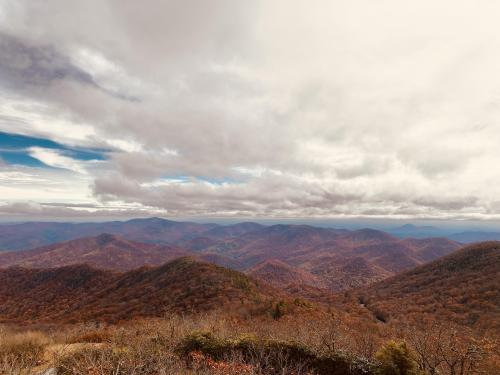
<box><xmin>160</xmin><ymin>174</ymin><xmax>240</xmax><ymax>185</ymax></box>
<box><xmin>0</xmin><ymin>150</ymin><xmax>47</xmax><ymax>167</ymax></box>
<box><xmin>62</xmin><ymin>148</ymin><xmax>106</xmax><ymax>161</ymax></box>
<box><xmin>196</xmin><ymin>176</ymin><xmax>240</xmax><ymax>185</ymax></box>
<box><xmin>0</xmin><ymin>131</ymin><xmax>108</xmax><ymax>167</ymax></box>
<box><xmin>160</xmin><ymin>175</ymin><xmax>190</xmax><ymax>182</ymax></box>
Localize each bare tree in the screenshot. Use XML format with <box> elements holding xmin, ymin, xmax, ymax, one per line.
<box><xmin>404</xmin><ymin>321</ymin><xmax>493</xmax><ymax>375</ymax></box>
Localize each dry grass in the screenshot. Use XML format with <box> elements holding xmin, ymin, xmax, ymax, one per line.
<box><xmin>0</xmin><ymin>313</ymin><xmax>497</xmax><ymax>375</ymax></box>
<box><xmin>0</xmin><ymin>328</ymin><xmax>51</xmax><ymax>374</ymax></box>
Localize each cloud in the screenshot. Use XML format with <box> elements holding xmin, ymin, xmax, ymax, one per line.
<box><xmin>28</xmin><ymin>147</ymin><xmax>87</xmax><ymax>174</ymax></box>
<box><xmin>1</xmin><ymin>1</ymin><xmax>500</xmax><ymax>220</ymax></box>
<box><xmin>0</xmin><ymin>131</ymin><xmax>108</xmax><ymax>171</ymax></box>
<box><xmin>0</xmin><ymin>32</ymin><xmax>94</xmax><ymax>90</ymax></box>
<box><xmin>0</xmin><ymin>201</ymin><xmax>164</xmax><ymax>219</ymax></box>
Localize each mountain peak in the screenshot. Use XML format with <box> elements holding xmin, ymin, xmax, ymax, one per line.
<box><xmin>95</xmin><ymin>233</ymin><xmax>119</xmax><ymax>245</ymax></box>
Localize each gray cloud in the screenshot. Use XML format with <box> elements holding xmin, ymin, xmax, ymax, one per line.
<box><xmin>0</xmin><ymin>32</ymin><xmax>94</xmax><ymax>90</ymax></box>
<box><xmin>0</xmin><ymin>32</ymin><xmax>141</xmax><ymax>102</ymax></box>
<box><xmin>0</xmin><ymin>201</ymin><xmax>161</xmax><ymax>219</ymax></box>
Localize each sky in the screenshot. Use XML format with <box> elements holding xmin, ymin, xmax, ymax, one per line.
<box><xmin>1</xmin><ymin>1</ymin><xmax>500</xmax><ymax>224</ymax></box>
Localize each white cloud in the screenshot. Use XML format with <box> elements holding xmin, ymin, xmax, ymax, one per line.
<box><xmin>28</xmin><ymin>147</ymin><xmax>88</xmax><ymax>174</ymax></box>
<box><xmin>70</xmin><ymin>46</ymin><xmax>157</xmax><ymax>99</ymax></box>
<box><xmin>0</xmin><ymin>95</ymin><xmax>97</xmax><ymax>145</ymax></box>
<box><xmin>0</xmin><ymin>167</ymin><xmax>91</xmax><ymax>203</ymax></box>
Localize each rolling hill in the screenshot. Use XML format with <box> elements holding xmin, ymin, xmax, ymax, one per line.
<box><xmin>189</xmin><ymin>225</ymin><xmax>461</xmax><ymax>291</ymax></box>
<box><xmin>0</xmin><ymin>233</ymin><xmax>246</xmax><ymax>272</ymax></box>
<box><xmin>356</xmin><ymin>242</ymin><xmax>500</xmax><ymax>331</ymax></box>
<box><xmin>0</xmin><ymin>233</ymin><xmax>191</xmax><ymax>271</ymax></box>
<box><xmin>0</xmin><ymin>257</ymin><xmax>284</xmax><ymax>323</ymax></box>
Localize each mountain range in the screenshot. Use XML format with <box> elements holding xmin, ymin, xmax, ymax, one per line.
<box><xmin>2</xmin><ymin>218</ymin><xmax>489</xmax><ymax>251</ymax></box>
<box><xmin>0</xmin><ymin>218</ymin><xmax>461</xmax><ymax>292</ymax></box>
<box><xmin>0</xmin><ymin>217</ymin><xmax>497</xmax><ymax>333</ymax></box>
<box><xmin>0</xmin><ymin>217</ymin><xmax>219</xmax><ymax>251</ymax></box>
<box><xmin>0</xmin><ymin>233</ymin><xmax>190</xmax><ymax>271</ymax></box>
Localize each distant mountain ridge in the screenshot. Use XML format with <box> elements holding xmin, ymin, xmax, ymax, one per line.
<box><xmin>448</xmin><ymin>231</ymin><xmax>500</xmax><ymax>243</ymax></box>
<box><xmin>0</xmin><ymin>219</ymin><xmax>497</xmax><ymax>253</ymax></box>
<box><xmin>0</xmin><ymin>217</ymin><xmax>219</xmax><ymax>251</ymax></box>
<box><xmin>388</xmin><ymin>223</ymin><xmax>500</xmax><ymax>243</ymax></box>
<box><xmin>0</xmin><ymin>234</ymin><xmax>241</xmax><ymax>272</ymax></box>
<box><xmin>0</xmin><ymin>234</ymin><xmax>191</xmax><ymax>271</ymax></box>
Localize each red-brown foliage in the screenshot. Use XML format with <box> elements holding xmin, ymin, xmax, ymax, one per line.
<box><xmin>356</xmin><ymin>242</ymin><xmax>500</xmax><ymax>332</ymax></box>
<box><xmin>0</xmin><ymin>257</ymin><xmax>288</xmax><ymax>324</ymax></box>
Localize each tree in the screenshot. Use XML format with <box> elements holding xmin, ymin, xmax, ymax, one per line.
<box><xmin>375</xmin><ymin>341</ymin><xmax>422</xmax><ymax>375</ymax></box>
<box><xmin>272</xmin><ymin>300</ymin><xmax>287</xmax><ymax>320</ymax></box>
<box><xmin>404</xmin><ymin>321</ymin><xmax>493</xmax><ymax>375</ymax></box>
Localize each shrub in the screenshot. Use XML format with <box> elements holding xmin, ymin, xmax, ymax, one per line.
<box><xmin>375</xmin><ymin>341</ymin><xmax>422</xmax><ymax>375</ymax></box>
<box><xmin>293</xmin><ymin>298</ymin><xmax>313</xmax><ymax>308</ymax></box>
<box><xmin>272</xmin><ymin>300</ymin><xmax>288</xmax><ymax>320</ymax></box>
<box><xmin>177</xmin><ymin>331</ymin><xmax>376</xmax><ymax>375</ymax></box>
<box><xmin>67</xmin><ymin>330</ymin><xmax>112</xmax><ymax>344</ymax></box>
<box><xmin>56</xmin><ymin>345</ymin><xmax>182</xmax><ymax>374</ymax></box>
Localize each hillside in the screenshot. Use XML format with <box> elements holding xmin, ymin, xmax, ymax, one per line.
<box><xmin>193</xmin><ymin>225</ymin><xmax>460</xmax><ymax>291</ymax></box>
<box><xmin>0</xmin><ymin>265</ymin><xmax>117</xmax><ymax>323</ymax></box>
<box><xmin>0</xmin><ymin>257</ymin><xmax>284</xmax><ymax>323</ymax></box>
<box><xmin>0</xmin><ymin>234</ymin><xmax>191</xmax><ymax>271</ymax></box>
<box><xmin>357</xmin><ymin>242</ymin><xmax>500</xmax><ymax>330</ymax></box>
<box><xmin>247</xmin><ymin>259</ymin><xmax>324</xmax><ymax>289</ymax></box>
<box><xmin>309</xmin><ymin>256</ymin><xmax>391</xmax><ymax>291</ymax></box>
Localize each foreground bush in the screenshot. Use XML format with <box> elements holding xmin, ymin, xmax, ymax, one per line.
<box><xmin>375</xmin><ymin>341</ymin><xmax>422</xmax><ymax>375</ymax></box>
<box><xmin>0</xmin><ymin>315</ymin><xmax>497</xmax><ymax>374</ymax></box>
<box><xmin>177</xmin><ymin>331</ymin><xmax>375</xmax><ymax>375</ymax></box>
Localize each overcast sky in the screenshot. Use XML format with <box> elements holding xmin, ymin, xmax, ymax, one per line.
<box><xmin>1</xmin><ymin>1</ymin><xmax>500</xmax><ymax>223</ymax></box>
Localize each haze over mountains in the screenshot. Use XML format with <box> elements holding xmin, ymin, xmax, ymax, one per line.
<box><xmin>0</xmin><ymin>218</ymin><xmax>220</xmax><ymax>251</ymax></box>
<box><xmin>0</xmin><ymin>218</ymin><xmax>495</xmax><ymax>261</ymax></box>
<box><xmin>0</xmin><ymin>218</ymin><xmax>461</xmax><ymax>292</ymax></box>
<box><xmin>388</xmin><ymin>223</ymin><xmax>500</xmax><ymax>243</ymax></box>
